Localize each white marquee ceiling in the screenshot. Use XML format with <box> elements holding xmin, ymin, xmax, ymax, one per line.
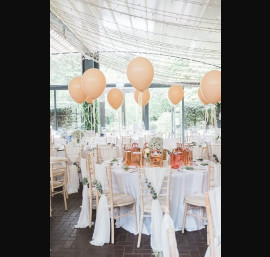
<box><xmin>50</xmin><ymin>0</ymin><xmax>221</xmax><ymax>84</ymax></box>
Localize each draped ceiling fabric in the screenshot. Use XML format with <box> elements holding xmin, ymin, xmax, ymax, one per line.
<box><xmin>50</xmin><ymin>0</ymin><xmax>221</xmax><ymax>85</ymax></box>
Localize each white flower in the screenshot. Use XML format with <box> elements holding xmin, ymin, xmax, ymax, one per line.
<box><xmin>149</xmin><ymin>137</ymin><xmax>163</xmax><ymax>151</ymax></box>
<box><xmin>144</xmin><ymin>147</ymin><xmax>151</xmax><ymax>154</ymax></box>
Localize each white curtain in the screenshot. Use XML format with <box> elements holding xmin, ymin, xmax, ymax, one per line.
<box><xmin>144</xmin><ymin>167</ymin><xmax>166</xmax><ymax>252</ymax></box>
<box><xmin>90</xmin><ymin>164</ymin><xmax>110</xmax><ymax>246</ymax></box>
<box><xmin>74</xmin><ymin>184</ymin><xmax>89</xmax><ymax>228</ymax></box>
<box><xmin>204</xmin><ymin>186</ymin><xmax>221</xmax><ymax>257</ymax></box>
<box><xmin>161</xmin><ymin>214</ymin><xmax>179</xmax><ymax>257</ymax></box>
<box><xmin>74</xmin><ymin>158</ymin><xmax>90</xmax><ymax>228</ymax></box>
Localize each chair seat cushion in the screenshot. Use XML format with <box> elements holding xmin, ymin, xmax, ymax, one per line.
<box><xmin>109</xmin><ymin>193</ymin><xmax>135</xmax><ymax>206</ymax></box>
<box><xmin>50</xmin><ymin>156</ymin><xmax>68</xmax><ymax>163</ymax></box>
<box><xmin>185</xmin><ymin>193</ymin><xmax>205</xmax><ymax>206</ymax></box>
<box><xmin>51</xmin><ymin>180</ymin><xmax>64</xmax><ymax>188</ymax></box>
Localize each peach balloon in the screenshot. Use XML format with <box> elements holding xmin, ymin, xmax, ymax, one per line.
<box><xmin>134</xmin><ymin>89</ymin><xmax>150</xmax><ymax>107</ymax></box>
<box><xmin>85</xmin><ymin>96</ymin><xmax>93</xmax><ymax>104</ymax></box>
<box><xmin>107</xmin><ymin>88</ymin><xmax>124</xmax><ymax>109</ymax></box>
<box><xmin>168</xmin><ymin>84</ymin><xmax>184</xmax><ymax>105</ymax></box>
<box><xmin>127</xmin><ymin>57</ymin><xmax>154</xmax><ymax>92</ymax></box>
<box><xmin>198</xmin><ymin>88</ymin><xmax>209</xmax><ymax>105</ymax></box>
<box><xmin>200</xmin><ymin>70</ymin><xmax>221</xmax><ymax>104</ymax></box>
<box><xmin>68</xmin><ymin>77</ymin><xmax>87</xmax><ymax>104</ymax></box>
<box><xmin>81</xmin><ymin>68</ymin><xmax>106</xmax><ymax>99</ymax></box>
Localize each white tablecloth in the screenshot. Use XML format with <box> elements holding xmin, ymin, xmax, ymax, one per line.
<box><xmin>111</xmin><ymin>165</ymin><xmax>208</xmax><ymax>235</ymax></box>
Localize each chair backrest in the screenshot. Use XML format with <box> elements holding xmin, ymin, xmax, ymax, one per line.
<box><xmin>96</xmin><ymin>144</ymin><xmax>114</xmax><ymax>163</ymax></box>
<box><xmin>93</xmin><ymin>164</ymin><xmax>113</xmax><ymax>205</ymax></box>
<box><xmin>86</xmin><ymin>151</ymin><xmax>96</xmax><ymax>179</ymax></box>
<box><xmin>138</xmin><ymin>167</ymin><xmax>172</xmax><ymax>212</ymax></box>
<box><xmin>204</xmin><ymin>186</ymin><xmax>221</xmax><ymax>257</ymax></box>
<box><xmin>207</xmin><ymin>162</ymin><xmax>221</xmax><ymax>191</ymax></box>
<box><xmin>64</xmin><ymin>144</ymin><xmax>84</xmax><ymax>163</ymax></box>
<box><xmin>106</xmin><ymin>136</ymin><xmax>117</xmax><ymax>145</ymax></box>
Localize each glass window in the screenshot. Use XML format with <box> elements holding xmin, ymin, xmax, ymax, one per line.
<box><xmin>183</xmin><ymin>86</ymin><xmax>220</xmax><ymax>143</ymax></box>
<box><xmin>55</xmin><ymin>90</ymin><xmax>82</xmax><ymax>132</ymax></box>
<box><xmin>125</xmin><ymin>90</ymin><xmax>143</xmax><ymax>131</ymax></box>
<box><xmin>50</xmin><ymin>53</ymin><xmax>82</xmax><ymax>85</ymax></box>
<box><xmin>50</xmin><ymin>90</ymin><xmax>55</xmax><ymax>129</ymax></box>
<box><xmin>149</xmin><ymin>88</ymin><xmax>171</xmax><ymax>135</ymax></box>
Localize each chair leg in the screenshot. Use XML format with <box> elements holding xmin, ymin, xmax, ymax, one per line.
<box><xmin>182</xmin><ymin>201</ymin><xmax>188</xmax><ymax>233</ymax></box>
<box><xmin>111</xmin><ymin>207</ymin><xmax>115</xmax><ymax>244</ymax></box>
<box><xmin>137</xmin><ymin>211</ymin><xmax>144</xmax><ymax>248</ymax></box>
<box><xmin>63</xmin><ymin>187</ymin><xmax>67</xmax><ymax>210</ymax></box>
<box><xmin>133</xmin><ymin>203</ymin><xmax>138</xmax><ymax>234</ymax></box>
<box><xmin>64</xmin><ymin>175</ymin><xmax>69</xmax><ymax>199</ymax></box>
<box><xmin>89</xmin><ymin>194</ymin><xmax>93</xmax><ymax>228</ymax></box>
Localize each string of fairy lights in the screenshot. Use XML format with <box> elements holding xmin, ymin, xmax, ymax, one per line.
<box><xmin>50</xmin><ymin>0</ymin><xmax>221</xmax><ymax>84</ymax></box>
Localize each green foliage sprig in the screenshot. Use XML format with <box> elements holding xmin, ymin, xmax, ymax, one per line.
<box><xmin>92</xmin><ymin>179</ymin><xmax>104</xmax><ymax>194</ymax></box>
<box><xmin>83</xmin><ymin>177</ymin><xmax>88</xmax><ymax>185</ymax></box>
<box><xmin>201</xmin><ymin>163</ymin><xmax>208</xmax><ymax>166</ymax></box>
<box><xmin>123</xmin><ymin>165</ymin><xmax>129</xmax><ymax>171</ymax></box>
<box><xmin>145</xmin><ymin>178</ymin><xmax>158</xmax><ymax>200</ymax></box>
<box><xmin>184</xmin><ymin>166</ymin><xmax>194</xmax><ymax>170</ymax></box>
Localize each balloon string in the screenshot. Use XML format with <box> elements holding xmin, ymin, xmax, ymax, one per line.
<box><xmin>210</xmin><ymin>106</ymin><xmax>217</xmax><ymax>128</ymax></box>
<box><xmin>93</xmin><ymin>100</ymin><xmax>96</xmax><ymax>134</ymax></box>
<box><xmin>139</xmin><ymin>91</ymin><xmax>143</xmax><ymax>126</ymax></box>
<box><xmin>90</xmin><ymin>103</ymin><xmax>92</xmax><ymax>131</ymax></box>
<box><xmin>205</xmin><ymin>108</ymin><xmax>208</xmax><ymax>122</ymax></box>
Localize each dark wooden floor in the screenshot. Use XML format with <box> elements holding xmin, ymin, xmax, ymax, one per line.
<box><xmin>50</xmin><ymin>188</ymin><xmax>207</xmax><ymax>257</ymax></box>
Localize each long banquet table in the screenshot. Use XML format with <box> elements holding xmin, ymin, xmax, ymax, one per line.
<box><xmin>109</xmin><ymin>162</ymin><xmax>208</xmax><ymax>235</ymax></box>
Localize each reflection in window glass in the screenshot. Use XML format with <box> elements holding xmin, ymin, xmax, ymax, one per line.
<box><xmin>50</xmin><ymin>53</ymin><xmax>82</xmax><ymax>85</ymax></box>
<box><xmin>183</xmin><ymin>87</ymin><xmax>221</xmax><ymax>143</ymax></box>
<box><xmin>125</xmin><ymin>91</ymin><xmax>143</xmax><ymax>131</ymax></box>
<box><xmin>50</xmin><ymin>90</ymin><xmax>55</xmax><ymax>129</ymax></box>
<box><xmin>149</xmin><ymin>88</ymin><xmax>171</xmax><ymax>136</ymax></box>
<box><xmin>104</xmin><ymin>92</ymin><xmax>121</xmax><ymax>133</ymax></box>
<box><xmin>55</xmin><ymin>90</ymin><xmax>82</xmax><ymax>132</ymax></box>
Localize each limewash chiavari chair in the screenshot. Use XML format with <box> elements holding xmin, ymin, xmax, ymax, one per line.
<box><xmin>182</xmin><ymin>162</ymin><xmax>219</xmax><ymax>244</ymax></box>
<box><xmin>137</xmin><ymin>167</ymin><xmax>172</xmax><ymax>248</ymax></box>
<box><xmin>79</xmin><ymin>152</ymin><xmax>98</xmax><ymax>228</ymax></box>
<box><xmin>50</xmin><ymin>156</ymin><xmax>69</xmax><ymax>200</ymax></box>
<box><xmin>94</xmin><ymin>165</ymin><xmax>138</xmax><ymax>244</ymax></box>
<box><xmin>64</xmin><ymin>144</ymin><xmax>84</xmax><ymax>165</ymax></box>
<box><xmin>106</xmin><ymin>136</ymin><xmax>117</xmax><ymax>145</ymax></box>
<box><xmin>96</xmin><ymin>144</ymin><xmax>115</xmax><ymax>163</ymax></box>
<box><xmin>50</xmin><ymin>157</ymin><xmax>69</xmax><ymax>216</ymax></box>
<box><xmin>121</xmin><ymin>136</ymin><xmax>131</xmax><ymax>153</ymax></box>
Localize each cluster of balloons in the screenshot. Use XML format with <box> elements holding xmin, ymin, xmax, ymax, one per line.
<box><xmin>68</xmin><ymin>56</ymin><xmax>221</xmax><ymax>111</ymax></box>
<box><xmin>198</xmin><ymin>70</ymin><xmax>221</xmax><ymax>105</ymax></box>
<box><xmin>68</xmin><ymin>56</ymin><xmax>155</xmax><ymax>110</ymax></box>
<box><xmin>127</xmin><ymin>57</ymin><xmax>154</xmax><ymax>107</ymax></box>
<box><xmin>68</xmin><ymin>68</ymin><xmax>106</xmax><ymax>104</ymax></box>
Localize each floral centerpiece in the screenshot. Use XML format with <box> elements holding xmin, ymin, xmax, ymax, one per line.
<box><xmin>71</xmin><ymin>130</ymin><xmax>84</xmax><ymax>144</ymax></box>
<box><xmin>148</xmin><ymin>137</ymin><xmax>163</xmax><ymax>152</ymax></box>
<box><xmin>148</xmin><ymin>137</ymin><xmax>163</xmax><ymax>167</ymax></box>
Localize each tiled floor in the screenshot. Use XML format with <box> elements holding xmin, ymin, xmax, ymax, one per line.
<box><xmin>50</xmin><ymin>188</ymin><xmax>207</xmax><ymax>257</ymax></box>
